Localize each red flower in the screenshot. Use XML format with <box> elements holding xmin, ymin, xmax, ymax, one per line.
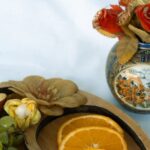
<box><xmin>135</xmin><ymin>4</ymin><xmax>150</xmax><ymax>32</ymax></box>
<box><xmin>119</xmin><ymin>0</ymin><xmax>132</xmax><ymax>7</ymax></box>
<box><xmin>93</xmin><ymin>5</ymin><xmax>124</xmax><ymax>37</ymax></box>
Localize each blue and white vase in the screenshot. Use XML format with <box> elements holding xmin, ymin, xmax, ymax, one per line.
<box><xmin>106</xmin><ymin>42</ymin><xmax>150</xmax><ymax>113</ymax></box>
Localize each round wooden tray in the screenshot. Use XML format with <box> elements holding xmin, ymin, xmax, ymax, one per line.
<box><xmin>24</xmin><ymin>91</ymin><xmax>150</xmax><ymax>150</ymax></box>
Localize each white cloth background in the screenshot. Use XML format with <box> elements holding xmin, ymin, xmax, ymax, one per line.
<box><xmin>0</xmin><ymin>0</ymin><xmax>149</xmax><ymax>136</ymax></box>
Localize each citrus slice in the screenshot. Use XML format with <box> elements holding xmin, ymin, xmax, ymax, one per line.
<box><xmin>58</xmin><ymin>115</ymin><xmax>124</xmax><ymax>144</ymax></box>
<box><xmin>59</xmin><ymin>127</ymin><xmax>127</xmax><ymax>150</ymax></box>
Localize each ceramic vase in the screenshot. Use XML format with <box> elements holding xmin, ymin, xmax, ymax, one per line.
<box><xmin>106</xmin><ymin>42</ymin><xmax>150</xmax><ymax>113</ymax></box>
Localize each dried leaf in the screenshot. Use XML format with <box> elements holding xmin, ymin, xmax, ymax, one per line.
<box><xmin>116</xmin><ymin>36</ymin><xmax>138</xmax><ymax>64</ymax></box>
<box><xmin>128</xmin><ymin>24</ymin><xmax>150</xmax><ymax>43</ymax></box>
<box><xmin>39</xmin><ymin>106</ymin><xmax>64</xmax><ymax>116</ymax></box>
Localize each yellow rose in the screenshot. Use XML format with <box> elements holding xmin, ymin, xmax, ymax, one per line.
<box><xmin>4</xmin><ymin>98</ymin><xmax>41</xmax><ymax>130</ymax></box>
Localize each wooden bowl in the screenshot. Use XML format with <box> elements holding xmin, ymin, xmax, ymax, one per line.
<box><xmin>25</xmin><ymin>91</ymin><xmax>150</xmax><ymax>150</ymax></box>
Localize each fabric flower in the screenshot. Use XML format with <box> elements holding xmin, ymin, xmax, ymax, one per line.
<box><xmin>93</xmin><ymin>5</ymin><xmax>124</xmax><ymax>37</ymax></box>
<box><xmin>4</xmin><ymin>98</ymin><xmax>41</xmax><ymax>131</ymax></box>
<box><xmin>135</xmin><ymin>4</ymin><xmax>150</xmax><ymax>32</ymax></box>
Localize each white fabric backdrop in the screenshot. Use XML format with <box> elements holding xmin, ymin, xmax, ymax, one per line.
<box><xmin>0</xmin><ymin>0</ymin><xmax>149</xmax><ymax>137</ymax></box>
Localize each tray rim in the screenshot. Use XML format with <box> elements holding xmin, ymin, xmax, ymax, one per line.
<box><xmin>25</xmin><ymin>91</ymin><xmax>150</xmax><ymax>150</ymax></box>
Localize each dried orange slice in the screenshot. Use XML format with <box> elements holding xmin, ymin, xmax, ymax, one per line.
<box><xmin>59</xmin><ymin>127</ymin><xmax>127</xmax><ymax>150</ymax></box>
<box><xmin>58</xmin><ymin>115</ymin><xmax>124</xmax><ymax>144</ymax></box>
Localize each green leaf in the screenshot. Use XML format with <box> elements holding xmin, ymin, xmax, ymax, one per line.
<box><xmin>7</xmin><ymin>147</ymin><xmax>18</xmax><ymax>150</ymax></box>
<box><xmin>12</xmin><ymin>134</ymin><xmax>24</xmax><ymax>146</ymax></box>
<box><xmin>0</xmin><ymin>141</ymin><xmax>3</xmax><ymax>150</ymax></box>
<box><xmin>0</xmin><ymin>132</ymin><xmax>8</xmax><ymax>144</ymax></box>
<box><xmin>0</xmin><ymin>116</ymin><xmax>15</xmax><ymax>129</ymax></box>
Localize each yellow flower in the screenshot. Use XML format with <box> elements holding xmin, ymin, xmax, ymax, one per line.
<box><xmin>4</xmin><ymin>98</ymin><xmax>41</xmax><ymax>130</ymax></box>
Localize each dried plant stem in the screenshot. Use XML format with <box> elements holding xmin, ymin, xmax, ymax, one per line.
<box><xmin>128</xmin><ymin>24</ymin><xmax>150</xmax><ymax>42</ymax></box>
<box><xmin>121</xmin><ymin>26</ymin><xmax>136</xmax><ymax>38</ymax></box>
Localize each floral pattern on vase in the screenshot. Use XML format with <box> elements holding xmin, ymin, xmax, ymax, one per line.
<box><xmin>106</xmin><ymin>43</ymin><xmax>150</xmax><ymax>112</ymax></box>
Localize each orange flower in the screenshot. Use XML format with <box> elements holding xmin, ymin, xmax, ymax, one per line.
<box><xmin>119</xmin><ymin>0</ymin><xmax>132</xmax><ymax>7</ymax></box>
<box><xmin>135</xmin><ymin>4</ymin><xmax>150</xmax><ymax>32</ymax></box>
<box><xmin>93</xmin><ymin>5</ymin><xmax>124</xmax><ymax>37</ymax></box>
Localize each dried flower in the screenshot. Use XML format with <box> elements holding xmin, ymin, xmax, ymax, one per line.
<box><xmin>93</xmin><ymin>5</ymin><xmax>124</xmax><ymax>38</ymax></box>
<box><xmin>0</xmin><ymin>76</ymin><xmax>87</xmax><ymax>116</ymax></box>
<box><xmin>93</xmin><ymin>0</ymin><xmax>150</xmax><ymax>64</ymax></box>
<box><xmin>135</xmin><ymin>3</ymin><xmax>150</xmax><ymax>32</ymax></box>
<box><xmin>4</xmin><ymin>98</ymin><xmax>41</xmax><ymax>131</ymax></box>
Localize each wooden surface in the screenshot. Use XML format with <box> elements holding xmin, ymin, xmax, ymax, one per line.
<box><xmin>25</xmin><ymin>91</ymin><xmax>150</xmax><ymax>150</ymax></box>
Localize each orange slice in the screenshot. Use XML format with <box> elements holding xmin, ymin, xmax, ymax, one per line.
<box><xmin>57</xmin><ymin>115</ymin><xmax>124</xmax><ymax>144</ymax></box>
<box><xmin>85</xmin><ymin>148</ymin><xmax>105</xmax><ymax>150</ymax></box>
<box><xmin>59</xmin><ymin>127</ymin><xmax>127</xmax><ymax>150</ymax></box>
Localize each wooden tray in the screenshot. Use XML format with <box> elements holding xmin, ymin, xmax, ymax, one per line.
<box><xmin>24</xmin><ymin>91</ymin><xmax>150</xmax><ymax>150</ymax></box>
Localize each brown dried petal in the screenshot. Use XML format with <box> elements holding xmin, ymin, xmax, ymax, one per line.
<box><xmin>36</xmin><ymin>79</ymin><xmax>59</xmax><ymax>100</ymax></box>
<box><xmin>8</xmin><ymin>88</ymin><xmax>25</xmax><ymax>97</ymax></box>
<box><xmin>2</xmin><ymin>81</ymin><xmax>29</xmax><ymax>97</ymax></box>
<box><xmin>23</xmin><ymin>76</ymin><xmax>45</xmax><ymax>96</ymax></box>
<box><xmin>50</xmin><ymin>79</ymin><xmax>78</xmax><ymax>98</ymax></box>
<box><xmin>24</xmin><ymin>92</ymin><xmax>50</xmax><ymax>106</ymax></box>
<box><xmin>35</xmin><ymin>99</ymin><xmax>50</xmax><ymax>106</ymax></box>
<box><xmin>0</xmin><ymin>81</ymin><xmax>28</xmax><ymax>95</ymax></box>
<box><xmin>24</xmin><ymin>92</ymin><xmax>36</xmax><ymax>99</ymax></box>
<box><xmin>46</xmin><ymin>78</ymin><xmax>62</xmax><ymax>85</ymax></box>
<box><xmin>0</xmin><ymin>81</ymin><xmax>12</xmax><ymax>89</ymax></box>
<box><xmin>39</xmin><ymin>106</ymin><xmax>64</xmax><ymax>116</ymax></box>
<box><xmin>51</xmin><ymin>93</ymin><xmax>87</xmax><ymax>108</ymax></box>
